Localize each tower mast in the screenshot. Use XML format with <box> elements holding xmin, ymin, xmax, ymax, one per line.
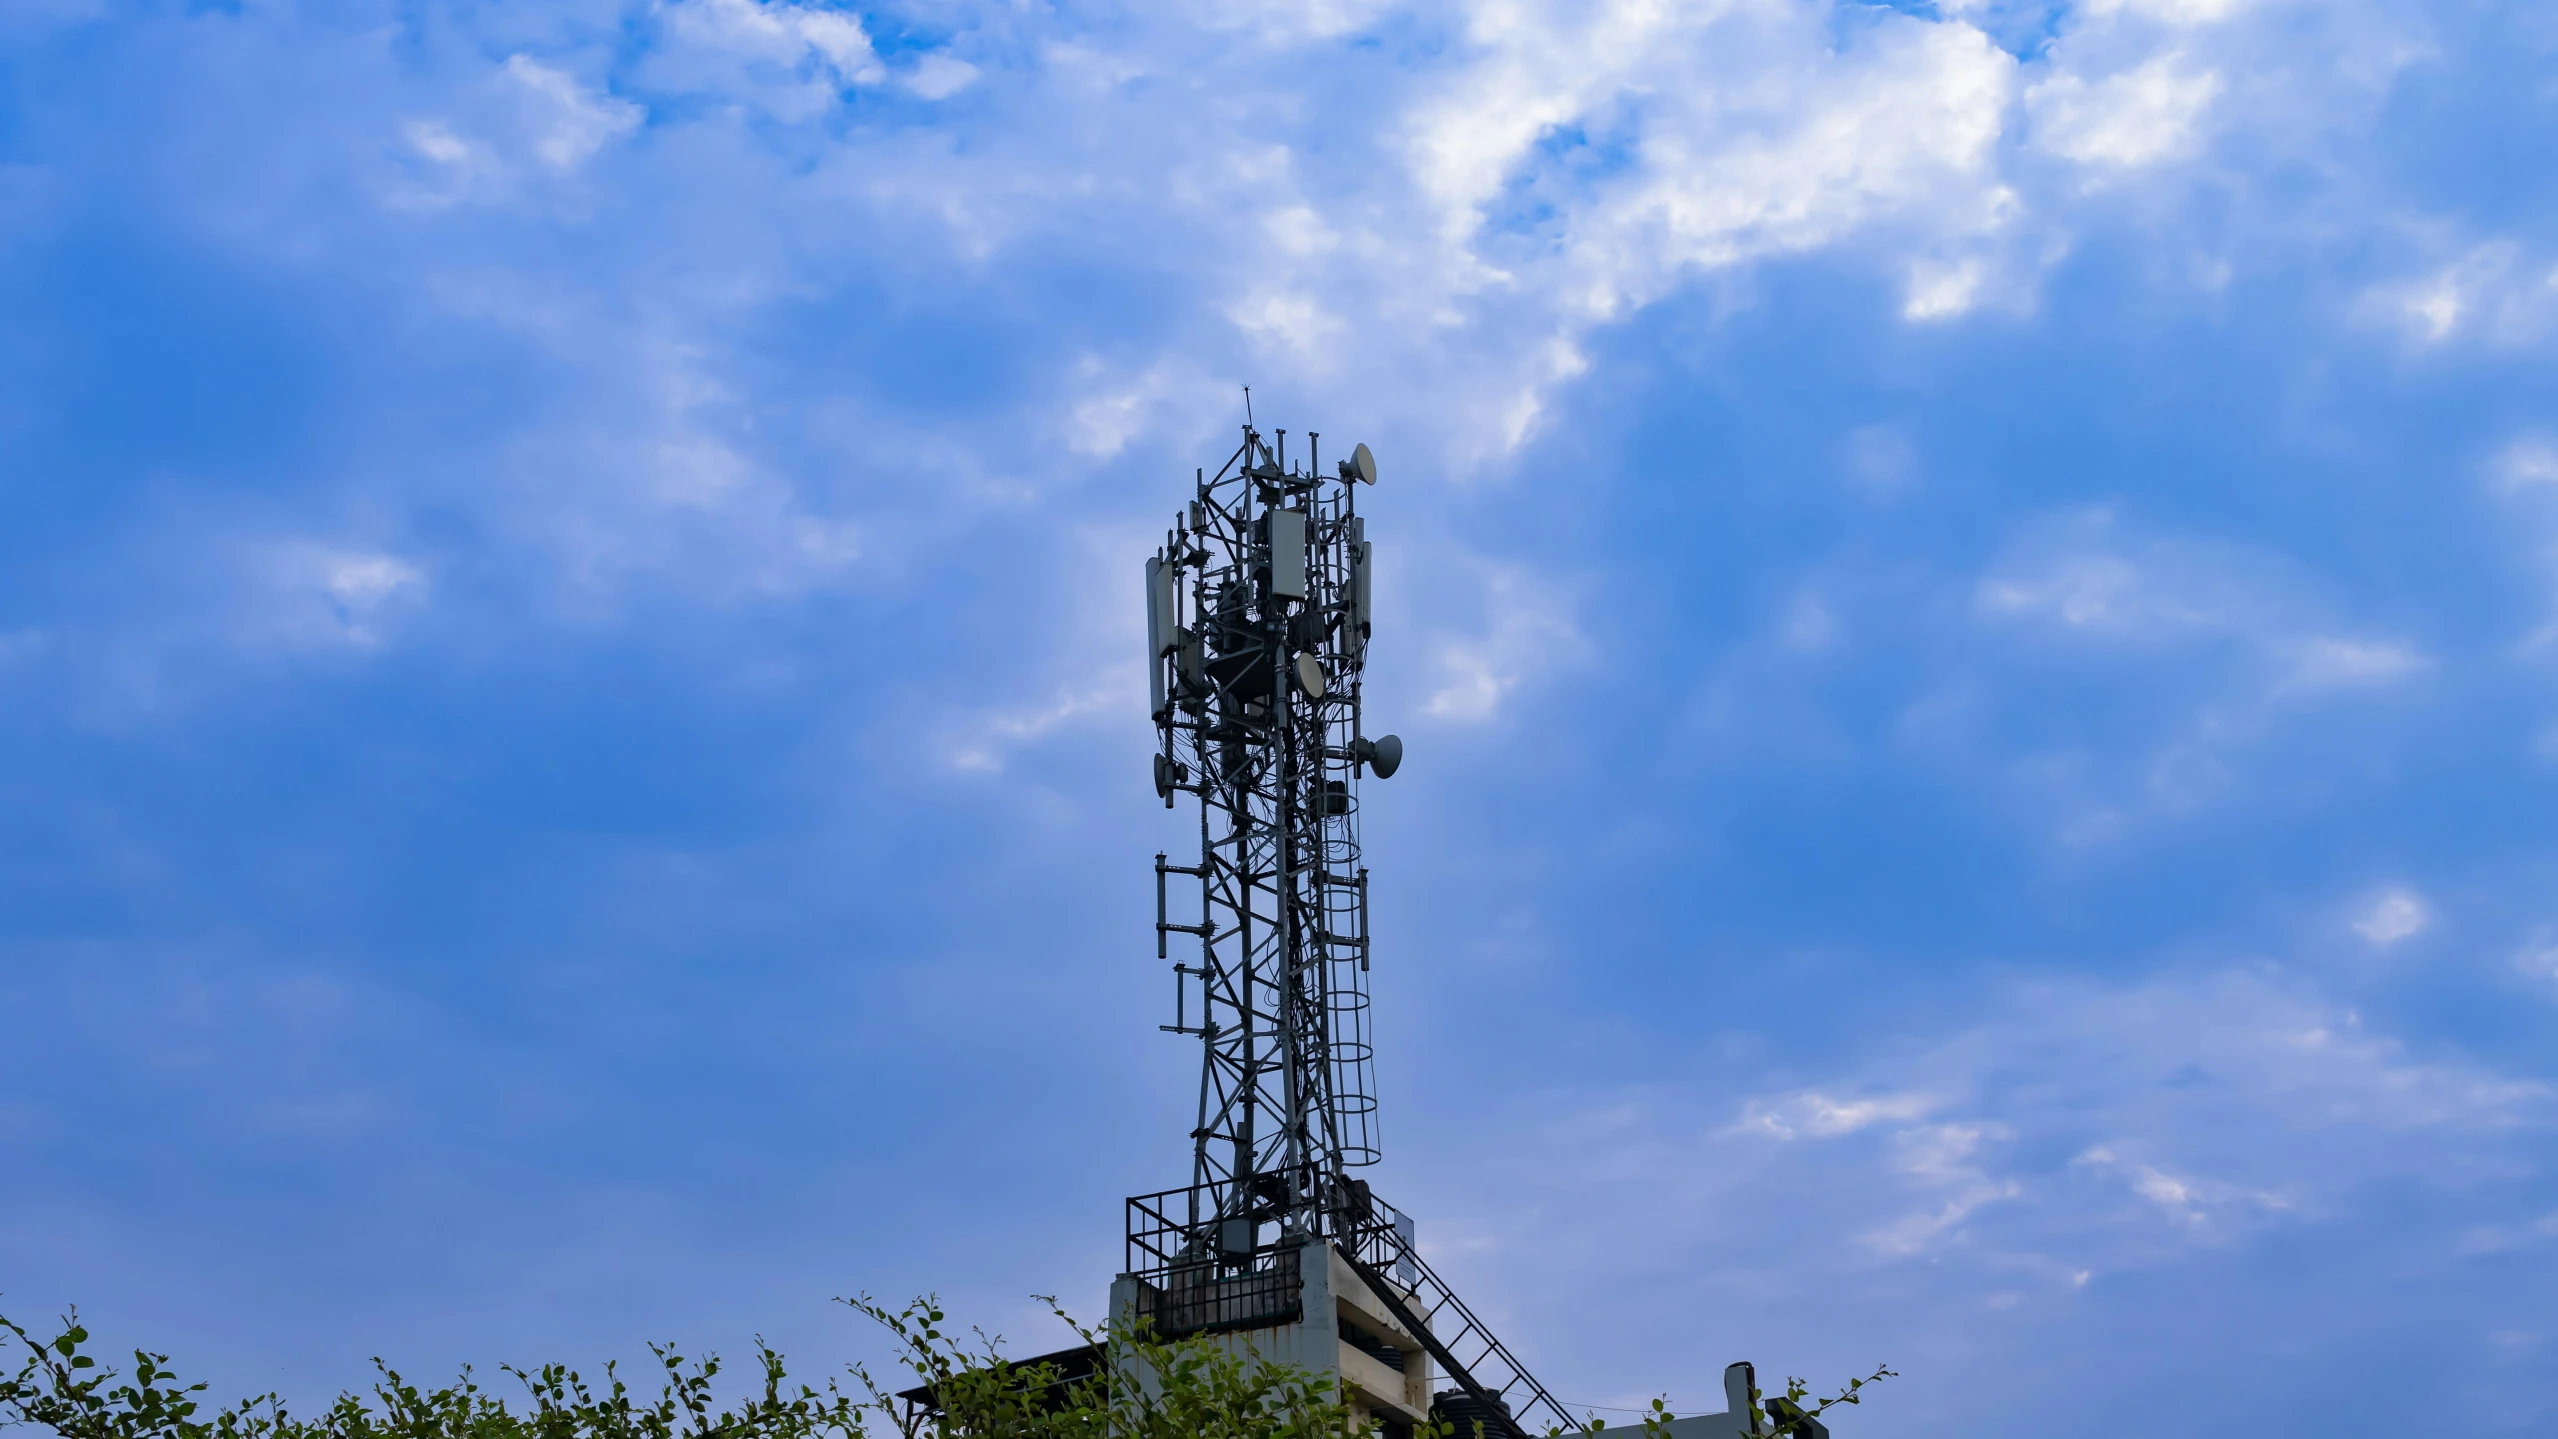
<box><xmin>1146</xmin><ymin>424</ymin><xmax>1388</xmax><ymax>1253</ymax></box>
<box><xmin>1129</xmin><ymin>425</ymin><xmax>1577</xmax><ymax>1439</ymax></box>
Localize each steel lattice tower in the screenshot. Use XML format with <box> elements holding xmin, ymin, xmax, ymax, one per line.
<box><xmin>1144</xmin><ymin>423</ymin><xmax>1398</xmax><ymax>1257</ymax></box>
<box><xmin>1121</xmin><ymin>421</ymin><xmax>1607</xmax><ymax>1439</ymax></box>
<box><xmin>899</xmin><ymin>417</ymin><xmax>1812</xmax><ymax>1439</ymax></box>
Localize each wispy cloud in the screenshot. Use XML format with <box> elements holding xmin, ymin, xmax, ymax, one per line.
<box><xmin>2361</xmin><ymin>242</ymin><xmax>2558</xmax><ymax>348</ymax></box>
<box><xmin>1962</xmin><ymin>510</ymin><xmax>2432</xmax><ymax>839</ymax></box>
<box><xmin>2352</xmin><ymin>886</ymin><xmax>2430</xmax><ymax>946</ymax></box>
<box><xmin>1419</xmin><ymin>562</ymin><xmax>1583</xmax><ymax>725</ymax></box>
<box><xmin>1449</xmin><ymin>961</ymin><xmax>2550</xmax><ymax>1306</ymax></box>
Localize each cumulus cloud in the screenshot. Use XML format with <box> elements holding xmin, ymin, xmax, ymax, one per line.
<box><xmin>1379</xmin><ymin>0</ymin><xmax>2026</xmax><ymax>421</ymax></box>
<box><xmin>2028</xmin><ymin>52</ymin><xmax>2222</xmax><ymax>169</ymax></box>
<box><xmin>310</xmin><ymin>0</ymin><xmax>2445</xmax><ymax>608</ymax></box>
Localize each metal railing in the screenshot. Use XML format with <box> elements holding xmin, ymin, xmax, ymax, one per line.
<box><xmin>1124</xmin><ymin>1181</ymin><xmax>1304</xmax><ymax>1338</ymax></box>
<box><xmin>1124</xmin><ymin>1179</ymin><xmax>1578</xmax><ymax>1435</ymax></box>
<box><xmin>1123</xmin><ymin>1259</ymin><xmax>1304</xmax><ymax>1339</ymax></box>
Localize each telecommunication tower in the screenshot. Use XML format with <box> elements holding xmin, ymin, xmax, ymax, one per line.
<box><xmin>1115</xmin><ymin>423</ymin><xmax>1576</xmax><ymax>1439</ymax></box>
<box><xmin>1141</xmin><ymin>422</ymin><xmax>1392</xmax><ymax>1248</ymax></box>
<box><xmin>1099</xmin><ymin>420</ymin><xmax>1807</xmax><ymax>1439</ymax></box>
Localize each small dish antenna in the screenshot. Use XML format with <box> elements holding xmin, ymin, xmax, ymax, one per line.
<box><xmin>1353</xmin><ymin>733</ymin><xmax>1402</xmax><ymax>779</ymax></box>
<box><xmin>1351</xmin><ymin>443</ymin><xmax>1378</xmax><ymax>486</ymax></box>
<box><xmin>1295</xmin><ymin>652</ymin><xmax>1328</xmax><ymax>699</ymax></box>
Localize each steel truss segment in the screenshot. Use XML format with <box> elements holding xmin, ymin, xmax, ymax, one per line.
<box><xmin>1150</xmin><ymin>423</ymin><xmax>1378</xmax><ymax>1250</ymax></box>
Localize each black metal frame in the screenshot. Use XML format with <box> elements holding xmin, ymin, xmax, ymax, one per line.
<box><xmin>1148</xmin><ymin>426</ymin><xmax>1379</xmax><ymax>1252</ymax></box>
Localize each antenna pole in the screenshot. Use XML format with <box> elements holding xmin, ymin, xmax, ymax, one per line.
<box><xmin>1142</xmin><ymin>417</ymin><xmax>1385</xmax><ymax>1254</ymax></box>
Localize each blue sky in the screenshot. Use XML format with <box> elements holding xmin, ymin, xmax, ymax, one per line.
<box><xmin>4</xmin><ymin>0</ymin><xmax>2557</xmax><ymax>1433</ymax></box>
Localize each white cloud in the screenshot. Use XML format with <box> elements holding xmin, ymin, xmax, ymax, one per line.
<box><xmin>1904</xmin><ymin>256</ymin><xmax>1992</xmax><ymax>320</ymax></box>
<box><xmin>1420</xmin><ymin>563</ymin><xmax>1582</xmax><ymax>724</ymax></box>
<box><xmin>651</xmin><ymin>0</ymin><xmax>891</xmax><ymax>121</ymax></box>
<box><xmin>1405</xmin><ymin>4</ymin><xmax>2021</xmax><ymax>325</ymax></box>
<box><xmin>945</xmin><ymin>670</ymin><xmax>1135</xmax><ymax>774</ymax></box>
<box><xmin>161</xmin><ymin>0</ymin><xmax>2451</xmax><ymax>688</ymax></box>
<box><xmin>1060</xmin><ymin>356</ymin><xmax>1243</xmax><ymax>461</ymax></box>
<box><xmin>1364</xmin><ymin>965</ymin><xmax>2550</xmax><ymax>1430</ymax></box>
<box><xmin>286</xmin><ymin>0</ymin><xmax>2439</xmax><ymax>657</ymax></box>
<box><xmin>1978</xmin><ymin>549</ymin><xmax>2195</xmax><ymax>637</ymax></box>
<box><xmin>1459</xmin><ymin>964</ymin><xmax>2549</xmax><ymax>1309</ymax></box>
<box><xmin>2080</xmin><ymin>0</ymin><xmax>2264</xmax><ymax>29</ymax></box>
<box><xmin>2360</xmin><ymin>242</ymin><xmax>2558</xmax><ymax>348</ymax></box>
<box><xmin>903</xmin><ymin>54</ymin><xmax>980</xmax><ymax>101</ymax></box>
<box><xmin>1739</xmin><ymin>1090</ymin><xmax>1940</xmax><ymax>1140</ymax></box>
<box><xmin>404</xmin><ymin>120</ymin><xmax>472</xmax><ymax>167</ymax></box>
<box><xmin>2075</xmin><ymin>1145</ymin><xmax>2287</xmax><ymax>1224</ymax></box>
<box><xmin>1975</xmin><ymin>513</ymin><xmax>2297</xmax><ymax>645</ymax></box>
<box><xmin>503</xmin><ymin>56</ymin><xmax>642</xmax><ymax>170</ymax></box>
<box><xmin>2029</xmin><ymin>52</ymin><xmax>2222</xmax><ymax>169</ymax></box>
<box><xmin>2492</xmin><ymin>436</ymin><xmax>2558</xmax><ymax>493</ymax></box>
<box><xmin>1863</xmin><ymin>1121</ymin><xmax>2022</xmax><ymax>1256</ymax></box>
<box><xmin>2280</xmin><ymin>636</ymin><xmax>2429</xmax><ymax>691</ymax></box>
<box><xmin>1977</xmin><ymin>511</ymin><xmax>2428</xmax><ymax>682</ymax></box>
<box><xmin>2351</xmin><ymin>886</ymin><xmax>2429</xmax><ymax>946</ymax></box>
<box><xmin>261</xmin><ymin>544</ymin><xmax>428</xmax><ymax>649</ymax></box>
<box><xmin>325</xmin><ymin>0</ymin><xmax>2441</xmax><ymax>628</ymax></box>
<box><xmin>939</xmin><ymin>522</ymin><xmax>1155</xmax><ymax>774</ymax></box>
<box><xmin>1226</xmin><ymin>288</ymin><xmax>1345</xmax><ymax>357</ymax></box>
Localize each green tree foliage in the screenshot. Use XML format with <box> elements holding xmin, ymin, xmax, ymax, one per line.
<box><xmin>0</xmin><ymin>1310</ymin><xmax>862</xmax><ymax>1439</ymax></box>
<box><xmin>2</xmin><ymin>1302</ymin><xmax>1883</xmax><ymax>1439</ymax></box>
<box><xmin>844</xmin><ymin>1295</ymin><xmax>1354</xmax><ymax>1439</ymax></box>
